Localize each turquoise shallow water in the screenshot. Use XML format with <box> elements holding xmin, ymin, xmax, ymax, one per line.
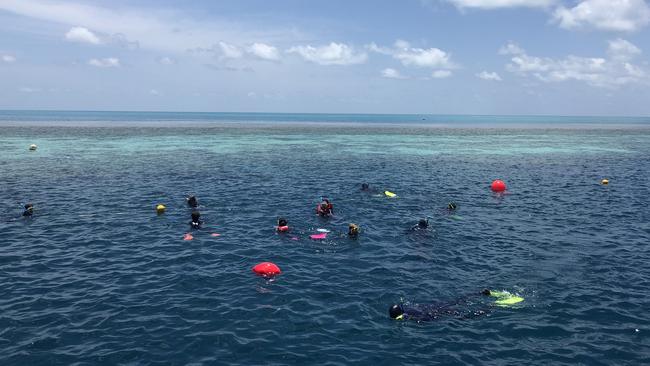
<box><xmin>1</xmin><ymin>112</ymin><xmax>650</xmax><ymax>365</ymax></box>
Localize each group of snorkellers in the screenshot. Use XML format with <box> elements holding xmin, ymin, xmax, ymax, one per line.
<box><xmin>274</xmin><ymin>197</ymin><xmax>360</xmax><ymax>238</ymax></box>
<box><xmin>19</xmin><ymin>183</ymin><xmax>523</xmax><ymax>322</ymax></box>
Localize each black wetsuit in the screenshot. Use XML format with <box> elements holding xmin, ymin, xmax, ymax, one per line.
<box><xmin>399</xmin><ymin>303</ymin><xmax>489</xmax><ymax>321</ymax></box>
<box><xmin>22</xmin><ymin>206</ymin><xmax>33</xmax><ymax>217</ymax></box>
<box><xmin>396</xmin><ymin>292</ymin><xmax>491</xmax><ymax>321</ymax></box>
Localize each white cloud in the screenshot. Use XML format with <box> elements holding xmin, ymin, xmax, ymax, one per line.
<box><xmin>88</xmin><ymin>57</ymin><xmax>120</xmax><ymax>67</ymax></box>
<box><xmin>248</xmin><ymin>43</ymin><xmax>280</xmax><ymax>61</ymax></box>
<box><xmin>1</xmin><ymin>55</ymin><xmax>16</xmax><ymax>63</ymax></box>
<box><xmin>287</xmin><ymin>42</ymin><xmax>367</xmax><ymax>65</ymax></box>
<box><xmin>477</xmin><ymin>71</ymin><xmax>503</xmax><ymax>81</ymax></box>
<box><xmin>499</xmin><ymin>42</ymin><xmax>525</xmax><ymax>55</ymax></box>
<box><xmin>366</xmin><ymin>42</ymin><xmax>392</xmax><ymax>55</ymax></box>
<box><xmin>446</xmin><ymin>0</ymin><xmax>556</xmax><ymax>9</ymax></box>
<box><xmin>501</xmin><ymin>40</ymin><xmax>648</xmax><ymax>87</ymax></box>
<box><xmin>65</xmin><ymin>26</ymin><xmax>100</xmax><ymax>44</ymax></box>
<box><xmin>369</xmin><ymin>40</ymin><xmax>456</xmax><ymax>70</ymax></box>
<box><xmin>19</xmin><ymin>86</ymin><xmax>41</xmax><ymax>93</ymax></box>
<box><xmin>431</xmin><ymin>70</ymin><xmax>453</xmax><ymax>78</ymax></box>
<box><xmin>395</xmin><ymin>47</ymin><xmax>455</xmax><ymax>68</ymax></box>
<box><xmin>608</xmin><ymin>38</ymin><xmax>641</xmax><ymax>61</ymax></box>
<box><xmin>381</xmin><ymin>68</ymin><xmax>406</xmax><ymax>79</ymax></box>
<box><xmin>0</xmin><ymin>0</ymin><xmax>299</xmax><ymax>54</ymax></box>
<box><xmin>158</xmin><ymin>56</ymin><xmax>175</xmax><ymax>65</ymax></box>
<box><xmin>218</xmin><ymin>41</ymin><xmax>243</xmax><ymax>59</ymax></box>
<box><xmin>553</xmin><ymin>0</ymin><xmax>650</xmax><ymax>32</ymax></box>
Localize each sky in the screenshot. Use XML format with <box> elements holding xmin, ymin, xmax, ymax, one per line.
<box><xmin>1</xmin><ymin>0</ymin><xmax>650</xmax><ymax>116</ymax></box>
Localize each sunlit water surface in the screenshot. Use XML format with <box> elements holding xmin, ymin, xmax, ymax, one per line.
<box><xmin>1</xmin><ymin>114</ymin><xmax>649</xmax><ymax>365</ymax></box>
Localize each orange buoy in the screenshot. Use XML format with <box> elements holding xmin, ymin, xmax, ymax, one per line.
<box><xmin>491</xmin><ymin>179</ymin><xmax>506</xmax><ymax>192</ymax></box>
<box><xmin>183</xmin><ymin>233</ymin><xmax>193</xmax><ymax>241</ymax></box>
<box><xmin>252</xmin><ymin>262</ymin><xmax>281</xmax><ymax>277</ymax></box>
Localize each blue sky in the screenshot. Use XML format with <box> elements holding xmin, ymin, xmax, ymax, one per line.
<box><xmin>1</xmin><ymin>0</ymin><xmax>649</xmax><ymax>115</ymax></box>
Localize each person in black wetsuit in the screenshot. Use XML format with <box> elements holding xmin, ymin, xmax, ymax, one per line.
<box><xmin>410</xmin><ymin>218</ymin><xmax>429</xmax><ymax>231</ymax></box>
<box><xmin>389</xmin><ymin>289</ymin><xmax>506</xmax><ymax>321</ymax></box>
<box><xmin>360</xmin><ymin>182</ymin><xmax>380</xmax><ymax>194</ymax></box>
<box><xmin>22</xmin><ymin>203</ymin><xmax>34</xmax><ymax>217</ymax></box>
<box><xmin>190</xmin><ymin>211</ymin><xmax>203</xmax><ymax>229</ymax></box>
<box><xmin>187</xmin><ymin>195</ymin><xmax>198</xmax><ymax>208</ymax></box>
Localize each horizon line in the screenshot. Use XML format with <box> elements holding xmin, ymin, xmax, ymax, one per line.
<box><xmin>1</xmin><ymin>109</ymin><xmax>649</xmax><ymax>119</ymax></box>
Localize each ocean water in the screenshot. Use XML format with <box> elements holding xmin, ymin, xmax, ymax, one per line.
<box><xmin>1</xmin><ymin>111</ymin><xmax>649</xmax><ymax>365</ymax></box>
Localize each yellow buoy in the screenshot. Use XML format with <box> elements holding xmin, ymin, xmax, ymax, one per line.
<box><xmin>156</xmin><ymin>204</ymin><xmax>166</xmax><ymax>214</ymax></box>
<box><xmin>384</xmin><ymin>191</ymin><xmax>397</xmax><ymax>198</ymax></box>
<box><xmin>29</xmin><ymin>144</ymin><xmax>37</xmax><ymax>151</ymax></box>
<box><xmin>601</xmin><ymin>179</ymin><xmax>609</xmax><ymax>185</ymax></box>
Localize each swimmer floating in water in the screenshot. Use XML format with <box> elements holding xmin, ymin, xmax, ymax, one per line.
<box><xmin>190</xmin><ymin>211</ymin><xmax>203</xmax><ymax>229</ymax></box>
<box><xmin>276</xmin><ymin>217</ymin><xmax>290</xmax><ymax>232</ymax></box>
<box><xmin>389</xmin><ymin>289</ymin><xmax>524</xmax><ymax>322</ymax></box>
<box><xmin>187</xmin><ymin>195</ymin><xmax>198</xmax><ymax>208</ymax></box>
<box><xmin>410</xmin><ymin>218</ymin><xmax>429</xmax><ymax>231</ymax></box>
<box><xmin>22</xmin><ymin>203</ymin><xmax>34</xmax><ymax>217</ymax></box>
<box><xmin>316</xmin><ymin>198</ymin><xmax>334</xmax><ymax>217</ymax></box>
<box><xmin>348</xmin><ymin>223</ymin><xmax>360</xmax><ymax>237</ymax></box>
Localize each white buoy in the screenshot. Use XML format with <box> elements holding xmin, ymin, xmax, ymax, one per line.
<box><xmin>29</xmin><ymin>144</ymin><xmax>37</xmax><ymax>151</ymax></box>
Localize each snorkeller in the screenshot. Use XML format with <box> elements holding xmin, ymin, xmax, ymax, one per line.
<box><xmin>316</xmin><ymin>198</ymin><xmax>334</xmax><ymax>217</ymax></box>
<box><xmin>348</xmin><ymin>223</ymin><xmax>360</xmax><ymax>237</ymax></box>
<box><xmin>22</xmin><ymin>203</ymin><xmax>34</xmax><ymax>217</ymax></box>
<box><xmin>388</xmin><ymin>303</ymin><xmax>487</xmax><ymax>322</ymax></box>
<box><xmin>389</xmin><ymin>289</ymin><xmax>524</xmax><ymax>322</ymax></box>
<box><xmin>447</xmin><ymin>202</ymin><xmax>457</xmax><ymax>211</ymax></box>
<box><xmin>410</xmin><ymin>218</ymin><xmax>429</xmax><ymax>231</ymax></box>
<box><xmin>190</xmin><ymin>211</ymin><xmax>203</xmax><ymax>229</ymax></box>
<box><xmin>187</xmin><ymin>195</ymin><xmax>198</xmax><ymax>208</ymax></box>
<box><xmin>360</xmin><ymin>183</ymin><xmax>380</xmax><ymax>194</ymax></box>
<box><xmin>277</xmin><ymin>217</ymin><xmax>290</xmax><ymax>232</ymax></box>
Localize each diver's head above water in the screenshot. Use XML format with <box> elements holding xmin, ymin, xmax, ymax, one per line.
<box><xmin>23</xmin><ymin>203</ymin><xmax>34</xmax><ymax>217</ymax></box>
<box><xmin>361</xmin><ymin>183</ymin><xmax>369</xmax><ymax>191</ymax></box>
<box><xmin>190</xmin><ymin>211</ymin><xmax>201</xmax><ymax>228</ymax></box>
<box><xmin>348</xmin><ymin>223</ymin><xmax>360</xmax><ymax>236</ymax></box>
<box><xmin>278</xmin><ymin>217</ymin><xmax>288</xmax><ymax>227</ymax></box>
<box><xmin>418</xmin><ymin>218</ymin><xmax>428</xmax><ymax>229</ymax></box>
<box><xmin>187</xmin><ymin>195</ymin><xmax>198</xmax><ymax>207</ymax></box>
<box><xmin>447</xmin><ymin>202</ymin><xmax>457</xmax><ymax>211</ymax></box>
<box><xmin>191</xmin><ymin>211</ymin><xmax>200</xmax><ymax>221</ymax></box>
<box><xmin>389</xmin><ymin>304</ymin><xmax>405</xmax><ymax>320</ymax></box>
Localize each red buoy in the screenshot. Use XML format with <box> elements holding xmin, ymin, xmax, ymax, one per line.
<box><xmin>252</xmin><ymin>262</ymin><xmax>281</xmax><ymax>277</ymax></box>
<box><xmin>491</xmin><ymin>179</ymin><xmax>506</xmax><ymax>192</ymax></box>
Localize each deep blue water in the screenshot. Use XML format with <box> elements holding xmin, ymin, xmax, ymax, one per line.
<box><xmin>1</xmin><ymin>113</ymin><xmax>650</xmax><ymax>365</ymax></box>
<box><xmin>1</xmin><ymin>109</ymin><xmax>649</xmax><ymax>126</ymax></box>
